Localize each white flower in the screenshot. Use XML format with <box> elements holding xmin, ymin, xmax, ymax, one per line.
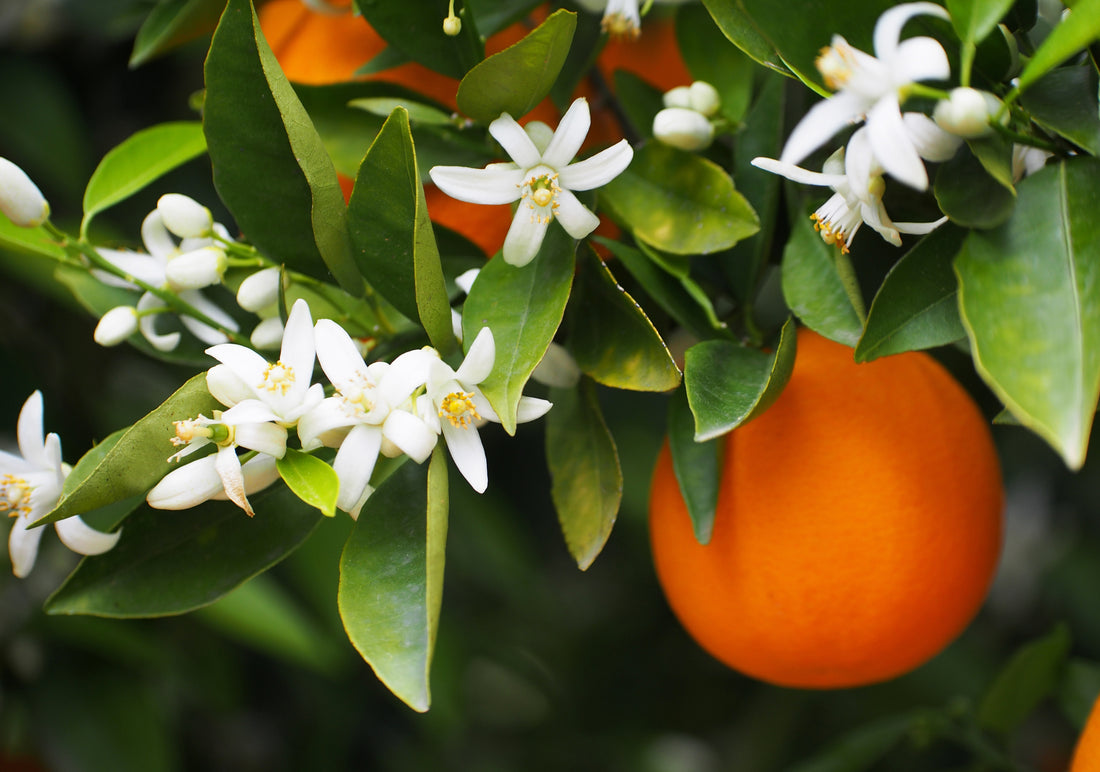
<box><xmin>0</xmin><ymin>157</ymin><xmax>49</xmax><ymax>228</ymax></box>
<box><xmin>781</xmin><ymin>2</ymin><xmax>951</xmax><ymax>190</ymax></box>
<box><xmin>753</xmin><ymin>119</ymin><xmax>953</xmax><ymax>251</ymax></box>
<box><xmin>298</xmin><ymin>321</ymin><xmax>438</xmax><ymax>517</ymax></box>
<box><xmin>2</xmin><ymin>392</ymin><xmax>119</xmax><ymax>578</ymax></box>
<box><xmin>421</xmin><ymin>328</ymin><xmax>551</xmax><ymax>493</ymax></box>
<box><xmin>933</xmin><ymin>87</ymin><xmax>1006</xmax><ymax>138</ymax></box>
<box><xmin>94</xmin><ymin>306</ymin><xmax>139</xmax><ymax>347</ymax></box>
<box><xmin>157</xmin><ymin>194</ymin><xmax>214</xmax><ymax>239</ymax></box>
<box><xmin>429</xmin><ymin>98</ymin><xmax>634</xmax><ymax>267</ymax></box>
<box><xmin>146</xmin><ymin>453</ymin><xmax>282</xmax><ymax>515</ymax></box>
<box><xmin>1012</xmin><ymin>144</ymin><xmax>1052</xmax><ymax>181</ymax></box>
<box><xmin>653</xmin><ymin>108</ymin><xmax>715</xmax><ymax>151</ymax></box>
<box><xmin>237</xmin><ymin>267</ymin><xmax>282</xmax><ymax>313</ymax></box>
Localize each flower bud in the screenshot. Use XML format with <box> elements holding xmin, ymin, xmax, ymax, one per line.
<box><xmin>688</xmin><ymin>81</ymin><xmax>721</xmax><ymax>117</ymax></box>
<box><xmin>531</xmin><ymin>342</ymin><xmax>581</xmax><ymax>388</ymax></box>
<box><xmin>443</xmin><ymin>14</ymin><xmax>461</xmax><ymax>35</ymax></box>
<box><xmin>653</xmin><ymin>107</ymin><xmax>715</xmax><ymax>151</ymax></box>
<box><xmin>0</xmin><ymin>157</ymin><xmax>49</xmax><ymax>228</ymax></box>
<box><xmin>250</xmin><ymin>317</ymin><xmax>285</xmax><ymax>350</ymax></box>
<box><xmin>237</xmin><ymin>266</ymin><xmax>282</xmax><ymax>312</ymax></box>
<box><xmin>158</xmin><ymin>194</ymin><xmax>213</xmax><ymax>238</ymax></box>
<box><xmin>165</xmin><ymin>246</ymin><xmax>227</xmax><ymax>290</ymax></box>
<box><xmin>94</xmin><ymin>306</ymin><xmax>139</xmax><ymax>347</ymax></box>
<box><xmin>933</xmin><ymin>88</ymin><xmax>1005</xmax><ymax>139</ymax></box>
<box><xmin>662</xmin><ymin>86</ymin><xmax>692</xmax><ymax>109</ymax></box>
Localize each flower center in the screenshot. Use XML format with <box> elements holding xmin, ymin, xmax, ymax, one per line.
<box><xmin>816</xmin><ymin>40</ymin><xmax>858</xmax><ymax>90</ymax></box>
<box><xmin>602</xmin><ymin>13</ymin><xmax>640</xmax><ymax>39</ymax></box>
<box><xmin>810</xmin><ymin>191</ymin><xmax>863</xmax><ymax>254</ymax></box>
<box><xmin>259</xmin><ymin>360</ymin><xmax>295</xmax><ymax>396</ymax></box>
<box><xmin>521</xmin><ymin>170</ymin><xmax>561</xmax><ymax>224</ymax></box>
<box><xmin>338</xmin><ymin>375</ymin><xmax>384</xmax><ymax>421</ymax></box>
<box><xmin>438</xmin><ymin>391</ymin><xmax>480</xmax><ymax>429</ymax></box>
<box><xmin>0</xmin><ymin>474</ymin><xmax>33</xmax><ymax>518</ymax></box>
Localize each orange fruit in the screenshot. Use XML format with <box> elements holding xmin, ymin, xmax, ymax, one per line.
<box><xmin>649</xmin><ymin>327</ymin><xmax>1004</xmax><ymax>689</ymax></box>
<box><xmin>1071</xmin><ymin>697</ymin><xmax>1100</xmax><ymax>771</ymax></box>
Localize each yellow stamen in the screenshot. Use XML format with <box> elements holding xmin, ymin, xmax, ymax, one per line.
<box><xmin>439</xmin><ymin>391</ymin><xmax>480</xmax><ymax>429</ymax></box>
<box><xmin>0</xmin><ymin>474</ymin><xmax>33</xmax><ymax>518</ymax></box>
<box><xmin>259</xmin><ymin>360</ymin><xmax>295</xmax><ymax>396</ymax></box>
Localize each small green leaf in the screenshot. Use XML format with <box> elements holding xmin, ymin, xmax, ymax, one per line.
<box><xmin>0</xmin><ymin>217</ymin><xmax>68</xmax><ymax>262</ymax></box>
<box><xmin>1013</xmin><ymin>0</ymin><xmax>1100</xmax><ymax>95</ymax></box>
<box><xmin>946</xmin><ymin>0</ymin><xmax>1014</xmax><ymax>46</ymax></box>
<box><xmin>349</xmin><ymin>97</ymin><xmax>454</xmax><ymax>126</ymax></box>
<box><xmin>1021</xmin><ymin>66</ymin><xmax>1100</xmax><ymax>156</ymax></box>
<box><xmin>968</xmin><ymin>132</ymin><xmax>1016</xmax><ymax>192</ymax></box>
<box><xmin>666</xmin><ymin>388</ymin><xmax>719</xmax><ymax>545</ymax></box>
<box><xmin>683</xmin><ymin>317</ymin><xmax>797</xmax><ymax>441</ymax></box>
<box><xmin>81</xmin><ymin>122</ymin><xmax>207</xmax><ymax>238</ymax></box>
<box><xmin>676</xmin><ymin>3</ymin><xmax>755</xmax><ymax>122</ymax></box>
<box><xmin>461</xmin><ymin>225</ymin><xmax>576</xmax><ymax>434</ymax></box>
<box><xmin>978</xmin><ymin>624</ymin><xmax>1072</xmax><ymax>735</ymax></box>
<box><xmin>545</xmin><ymin>378</ymin><xmax>622</xmax><ymax>570</ymax></box>
<box><xmin>358</xmin><ymin>0</ymin><xmax>482</xmax><ymax>79</ymax></box>
<box><xmin>603</xmin><ymin>142</ymin><xmax>759</xmax><ymax>255</ymax></box>
<box><xmin>36</xmin><ymin>374</ymin><xmax>220</xmax><ymax>527</ymax></box>
<box><xmin>347</xmin><ymin>107</ymin><xmax>453</xmax><ymax>352</ymax></box>
<box><xmin>781</xmin><ymin>216</ymin><xmax>864</xmax><ymax>346</ymax></box>
<box><xmin>277</xmin><ymin>448</ymin><xmax>339</xmax><ymax>518</ymax></box>
<box><xmin>698</xmin><ymin>0</ymin><xmax>786</xmax><ymax>72</ymax></box>
<box><xmin>934</xmin><ymin>146</ymin><xmax>1016</xmax><ymax>229</ymax></box>
<box><xmin>956</xmin><ymin>158</ymin><xmax>1100</xmax><ymax>469</ymax></box>
<box><xmin>456</xmin><ymin>9</ymin><xmax>576</xmax><ymax>122</ymax></box>
<box><xmin>130</xmin><ymin>0</ymin><xmax>226</xmax><ymax>67</ymax></box>
<box><xmin>566</xmin><ymin>247</ymin><xmax>681</xmax><ymax>392</ymax></box>
<box><xmin>338</xmin><ymin>449</ymin><xmax>448</xmax><ymax>712</ymax></box>
<box><xmin>855</xmin><ymin>225</ymin><xmax>968</xmax><ymax>362</ymax></box>
<box><xmin>45</xmin><ymin>483</ymin><xmax>323</xmax><ymax>617</ymax></box>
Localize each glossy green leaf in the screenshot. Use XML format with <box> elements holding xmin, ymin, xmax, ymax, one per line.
<box><xmin>978</xmin><ymin>624</ymin><xmax>1071</xmax><ymax>734</ymax></box>
<box><xmin>45</xmin><ymin>483</ymin><xmax>323</xmax><ymax>617</ymax></box>
<box><xmin>781</xmin><ymin>216</ymin><xmax>864</xmax><ymax>346</ymax></box>
<box><xmin>456</xmin><ymin>9</ymin><xmax>576</xmax><ymax>122</ymax></box>
<box><xmin>358</xmin><ymin>0</ymin><xmax>482</xmax><ymax>79</ymax></box>
<box><xmin>947</xmin><ymin>0</ymin><xmax>1014</xmax><ymax>46</ymax></box>
<box><xmin>603</xmin><ymin>142</ymin><xmax>759</xmax><ymax>255</ymax></box>
<box><xmin>667</xmin><ymin>388</ymin><xmax>719</xmax><ymax>545</ymax></box>
<box><xmin>956</xmin><ymin>158</ymin><xmax>1100</xmax><ymax>469</ymax></box>
<box><xmin>698</xmin><ymin>0</ymin><xmax>785</xmax><ymax>72</ymax></box>
<box><xmin>276</xmin><ymin>448</ymin><xmax>339</xmax><ymax>518</ymax></box>
<box><xmin>0</xmin><ymin>217</ymin><xmax>68</xmax><ymax>262</ymax></box>
<box><xmin>545</xmin><ymin>378</ymin><xmax>622</xmax><ymax>570</ymax></box>
<box><xmin>1014</xmin><ymin>0</ymin><xmax>1100</xmax><ymax>94</ymax></box>
<box><xmin>684</xmin><ymin>317</ymin><xmax>797</xmax><ymax>441</ymax></box>
<box><xmin>338</xmin><ymin>448</ymin><xmax>448</xmax><ymax>712</ymax></box>
<box><xmin>1021</xmin><ymin>66</ymin><xmax>1100</xmax><ymax>156</ymax></box>
<box><xmin>855</xmin><ymin>225</ymin><xmax>968</xmax><ymax>362</ymax></box>
<box><xmin>968</xmin><ymin>132</ymin><xmax>1015</xmax><ymax>192</ymax></box>
<box><xmin>566</xmin><ymin>248</ymin><xmax>680</xmax><ymax>392</ymax></box>
<box><xmin>461</xmin><ymin>226</ymin><xmax>575</xmax><ymax>434</ymax></box>
<box><xmin>130</xmin><ymin>0</ymin><xmax>226</xmax><ymax>67</ymax></box>
<box><xmin>347</xmin><ymin>107</ymin><xmax>453</xmax><ymax>352</ymax></box>
<box><xmin>934</xmin><ymin>146</ymin><xmax>1016</xmax><ymax>229</ymax></box>
<box><xmin>204</xmin><ymin>0</ymin><xmax>362</xmax><ymax>295</ymax></box>
<box><xmin>80</xmin><ymin>122</ymin><xmax>207</xmax><ymax>238</ymax></box>
<box><xmin>36</xmin><ymin>374</ymin><xmax>220</xmax><ymax>527</ymax></box>
<box><xmin>349</xmin><ymin>97</ymin><xmax>454</xmax><ymax>126</ymax></box>
<box><xmin>676</xmin><ymin>3</ymin><xmax>755</xmax><ymax>123</ymax></box>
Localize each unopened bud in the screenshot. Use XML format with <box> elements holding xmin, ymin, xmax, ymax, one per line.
<box><xmin>236</xmin><ymin>266</ymin><xmax>282</xmax><ymax>312</ymax></box>
<box><xmin>688</xmin><ymin>81</ymin><xmax>721</xmax><ymax>117</ymax></box>
<box><xmin>94</xmin><ymin>306</ymin><xmax>139</xmax><ymax>346</ymax></box>
<box><xmin>653</xmin><ymin>107</ymin><xmax>715</xmax><ymax>151</ymax></box>
<box><xmin>933</xmin><ymin>88</ymin><xmax>1005</xmax><ymax>139</ymax></box>
<box><xmin>158</xmin><ymin>194</ymin><xmax>213</xmax><ymax>238</ymax></box>
<box><xmin>250</xmin><ymin>317</ymin><xmax>285</xmax><ymax>350</ymax></box>
<box><xmin>662</xmin><ymin>86</ymin><xmax>692</xmax><ymax>110</ymax></box>
<box><xmin>165</xmin><ymin>246</ymin><xmax>227</xmax><ymax>289</ymax></box>
<box><xmin>0</xmin><ymin>157</ymin><xmax>49</xmax><ymax>228</ymax></box>
<box><xmin>443</xmin><ymin>14</ymin><xmax>461</xmax><ymax>35</ymax></box>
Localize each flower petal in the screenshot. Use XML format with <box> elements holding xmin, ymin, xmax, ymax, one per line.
<box><xmin>559</xmin><ymin>139</ymin><xmax>634</xmax><ymax>191</ymax></box>
<box><xmin>207</xmin><ymin>364</ymin><xmax>254</xmax><ymax>408</ymax></box>
<box><xmin>553</xmin><ymin>189</ymin><xmax>600</xmax><ymax>239</ymax></box>
<box><xmin>146</xmin><ymin>455</ymin><xmax>224</xmax><ymax>510</ymax></box>
<box><xmin>16</xmin><ymin>391</ymin><xmax>45</xmax><ymax>467</ymax></box>
<box><xmin>381</xmin><ymin>409</ymin><xmax>438</xmax><ymax>463</ymax></box>
<box><xmin>456</xmin><ymin>327</ymin><xmax>495</xmax><ymax>386</ymax></box>
<box><xmin>541</xmin><ymin>98</ymin><xmax>592</xmax><ymax>170</ymax></box>
<box><xmin>895</xmin><ymin>216</ymin><xmax>949</xmax><ymax>235</ymax></box>
<box><xmin>233</xmin><ymin>421</ymin><xmax>289</xmax><ymax>458</ymax></box>
<box><xmin>221</xmin><ymin>399</ymin><xmax>281</xmax><ymax>425</ymax></box>
<box><xmin>890</xmin><ymin>36</ymin><xmax>951</xmax><ymax>85</ymax></box>
<box><xmin>874</xmin><ymin>2</ymin><xmax>949</xmax><ymax>60</ymax></box>
<box><xmin>333</xmin><ymin>424</ymin><xmax>383</xmax><ymax>513</ymax></box>
<box><xmin>297</xmin><ymin>398</ymin><xmax>355</xmax><ymax>449</ymax></box>
<box><xmin>867</xmin><ymin>95</ymin><xmax>928</xmax><ymax>189</ymax></box>
<box><xmin>502</xmin><ymin>206</ymin><xmax>550</xmax><ymax>267</ymax></box>
<box><xmin>8</xmin><ymin>513</ymin><xmax>45</xmax><ymax>578</ymax></box>
<box><xmin>140</xmin><ymin>210</ymin><xmax>177</xmax><ymax>261</ymax></box>
<box><xmin>516</xmin><ymin>396</ymin><xmax>553</xmax><ymax>423</ymax></box>
<box><xmin>441</xmin><ymin>421</ymin><xmax>488</xmax><ymax>493</ymax></box>
<box><xmin>429</xmin><ymin>165</ymin><xmax>526</xmax><ymax>205</ymax></box>
<box><xmin>751</xmin><ymin>157</ymin><xmax>845</xmax><ymax>188</ymax></box>
<box><xmin>489</xmin><ymin>112</ymin><xmax>543</xmax><ymax>169</ymax></box>
<box><xmin>136</xmin><ymin>292</ymin><xmax>181</xmax><ymax>352</ymax></box>
<box><xmin>214</xmin><ymin>444</ymin><xmax>253</xmax><ymax>516</ymax></box>
<box><xmin>206</xmin><ymin>343</ymin><xmax>270</xmax><ymax>396</ymax></box>
<box><xmin>902</xmin><ymin>112</ymin><xmax>962</xmax><ymax>162</ymax></box>
<box><xmin>780</xmin><ymin>90</ymin><xmax>869</xmax><ymax>167</ymax></box>
<box><xmin>314</xmin><ymin>318</ymin><xmax>368</xmax><ymax>390</ymax></box>
<box><xmin>55</xmin><ymin>516</ymin><xmax>120</xmax><ymax>556</ymax></box>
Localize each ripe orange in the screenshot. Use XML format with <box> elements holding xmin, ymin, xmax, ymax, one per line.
<box><xmin>649</xmin><ymin>327</ymin><xmax>1004</xmax><ymax>689</ymax></box>
<box><xmin>1071</xmin><ymin>697</ymin><xmax>1100</xmax><ymax>771</ymax></box>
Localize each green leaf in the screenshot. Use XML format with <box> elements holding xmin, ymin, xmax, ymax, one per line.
<box><xmin>978</xmin><ymin>624</ymin><xmax>1071</xmax><ymax>734</ymax></box>
<box><xmin>666</xmin><ymin>388</ymin><xmax>719</xmax><ymax>545</ymax></box>
<box><xmin>80</xmin><ymin>122</ymin><xmax>207</xmax><ymax>238</ymax></box>
<box><xmin>855</xmin><ymin>225</ymin><xmax>968</xmax><ymax>362</ymax></box>
<box><xmin>566</xmin><ymin>247</ymin><xmax>681</xmax><ymax>392</ymax></box>
<box><xmin>349</xmin><ymin>97</ymin><xmax>454</xmax><ymax>126</ymax></box>
<box><xmin>461</xmin><ymin>225</ymin><xmax>575</xmax><ymax>434</ymax></box>
<box><xmin>0</xmin><ymin>217</ymin><xmax>68</xmax><ymax>262</ymax></box>
<box><xmin>781</xmin><ymin>215</ymin><xmax>864</xmax><ymax>347</ymax></box>
<box><xmin>347</xmin><ymin>107</ymin><xmax>454</xmax><ymax>352</ymax></box>
<box><xmin>456</xmin><ymin>9</ymin><xmax>576</xmax><ymax>123</ymax></box>
<box><xmin>946</xmin><ymin>0</ymin><xmax>1014</xmax><ymax>46</ymax></box>
<box><xmin>676</xmin><ymin>3</ymin><xmax>755</xmax><ymax>123</ymax></box>
<box><xmin>602</xmin><ymin>142</ymin><xmax>759</xmax><ymax>255</ymax></box>
<box><xmin>787</xmin><ymin>713</ymin><xmax>918</xmax><ymax>772</ymax></box>
<box><xmin>277</xmin><ymin>448</ymin><xmax>339</xmax><ymax>518</ymax></box>
<box><xmin>683</xmin><ymin>316</ymin><xmax>797</xmax><ymax>441</ymax></box>
<box><xmin>698</xmin><ymin>0</ymin><xmax>786</xmax><ymax>73</ymax></box>
<box><xmin>36</xmin><ymin>374</ymin><xmax>220</xmax><ymax>527</ymax></box>
<box><xmin>1014</xmin><ymin>0</ymin><xmax>1100</xmax><ymax>95</ymax></box>
<box><xmin>1021</xmin><ymin>66</ymin><xmax>1100</xmax><ymax>156</ymax></box>
<box><xmin>358</xmin><ymin>0</ymin><xmax>482</xmax><ymax>79</ymax></box>
<box><xmin>955</xmin><ymin>158</ymin><xmax>1100</xmax><ymax>469</ymax></box>
<box><xmin>968</xmin><ymin>132</ymin><xmax>1016</xmax><ymax>192</ymax></box>
<box><xmin>545</xmin><ymin>378</ymin><xmax>622</xmax><ymax>570</ymax></box>
<box><xmin>130</xmin><ymin>0</ymin><xmax>226</xmax><ymax>67</ymax></box>
<box><xmin>45</xmin><ymin>483</ymin><xmax>323</xmax><ymax>617</ymax></box>
<box><xmin>934</xmin><ymin>146</ymin><xmax>1016</xmax><ymax>229</ymax></box>
<box><xmin>1058</xmin><ymin>659</ymin><xmax>1100</xmax><ymax>729</ymax></box>
<box><xmin>204</xmin><ymin>0</ymin><xmax>362</xmax><ymax>295</ymax></box>
<box><xmin>338</xmin><ymin>448</ymin><xmax>449</xmax><ymax>712</ymax></box>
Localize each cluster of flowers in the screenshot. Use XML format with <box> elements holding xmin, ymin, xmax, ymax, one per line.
<box><xmin>652</xmin><ymin>80</ymin><xmax>722</xmax><ymax>152</ymax></box>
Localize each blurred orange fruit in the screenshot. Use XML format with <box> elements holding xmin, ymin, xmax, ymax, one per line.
<box><xmin>649</xmin><ymin>328</ymin><xmax>1004</xmax><ymax>688</ymax></box>
<box><xmin>1071</xmin><ymin>697</ymin><xmax>1100</xmax><ymax>771</ymax></box>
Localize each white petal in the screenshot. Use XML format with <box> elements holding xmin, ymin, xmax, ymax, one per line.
<box><xmin>233</xmin><ymin>421</ymin><xmax>289</xmax><ymax>458</ymax></box>
<box><xmin>220</xmin><ymin>399</ymin><xmax>281</xmax><ymax>426</ymax></box>
<box><xmin>237</xmin><ymin>266</ymin><xmax>282</xmax><ymax>312</ymax></box>
<box><xmin>239</xmin><ymin>454</ymin><xmax>281</xmax><ymax>495</ymax></box>
<box><xmin>297</xmin><ymin>398</ymin><xmax>356</xmax><ymax>449</ymax></box>
<box><xmin>903</xmin><ymin>112</ymin><xmax>963</xmax><ymax>161</ymax></box>
<box><xmin>378</xmin><ymin>348</ymin><xmax>434</xmax><ymax>405</ymax></box>
<box><xmin>146</xmin><ymin>455</ymin><xmax>224</xmax><ymax>509</ymax></box>
<box><xmin>456</xmin><ymin>327</ymin><xmax>495</xmax><ymax>386</ymax></box>
<box><xmin>214</xmin><ymin>445</ymin><xmax>253</xmax><ymax>516</ymax></box>
<box><xmin>95</xmin><ymin>249</ymin><xmax>164</xmax><ymax>287</ymax></box>
<box><xmin>541</xmin><ymin>98</ymin><xmax>592</xmax><ymax>170</ymax></box>
<box><xmin>873</xmin><ymin>2</ymin><xmax>949</xmax><ymax>59</ymax></box>
<box><xmin>55</xmin><ymin>516</ymin><xmax>120</xmax><ymax>556</ymax></box>
<box><xmin>502</xmin><ymin>207</ymin><xmax>550</xmax><ymax>267</ymax></box>
<box><xmin>206</xmin><ymin>364</ymin><xmax>254</xmax><ymax>408</ymax></box>
<box><xmin>279</xmin><ymin>299</ymin><xmax>316</xmax><ymax>402</ymax></box>
<box><xmin>16</xmin><ymin>391</ymin><xmax>46</xmax><ymax>467</ymax></box>
<box><xmin>382</xmin><ymin>409</ymin><xmax>438</xmax><ymax>463</ymax></box>
<box><xmin>454</xmin><ymin>268</ymin><xmax>481</xmax><ymax>295</ymax></box>
<box><xmin>751</xmin><ymin>157</ymin><xmax>845</xmax><ymax>187</ymax></box>
<box><xmin>8</xmin><ymin>513</ymin><xmax>45</xmax><ymax>578</ymax></box>
<box><xmin>165</xmin><ymin>246</ymin><xmax>226</xmax><ymax>290</ymax></box>
<box><xmin>332</xmin><ymin>424</ymin><xmax>383</xmax><ymax>513</ymax></box>
<box><xmin>136</xmin><ymin>293</ymin><xmax>180</xmax><ymax>352</ymax></box>
<box><xmin>553</xmin><ymin>189</ymin><xmax>601</xmax><ymax>239</ymax></box>
<box><xmin>516</xmin><ymin>396</ymin><xmax>553</xmax><ymax>423</ymax></box>
<box><xmin>559</xmin><ymin>140</ymin><xmax>634</xmax><ymax>191</ymax></box>
<box><xmin>441</xmin><ymin>421</ymin><xmax>488</xmax><ymax>493</ymax></box>
<box><xmin>530</xmin><ymin>342</ymin><xmax>580</xmax><ymax>388</ymax></box>
<box><xmin>250</xmin><ymin>318</ymin><xmax>285</xmax><ymax>350</ymax></box>
<box><xmin>158</xmin><ymin>193</ymin><xmax>213</xmax><ymax>238</ymax></box>
<box><xmin>488</xmin><ymin>112</ymin><xmax>543</xmax><ymax>169</ymax></box>
<box><xmin>889</xmin><ymin>36</ymin><xmax>951</xmax><ymax>85</ymax></box>
<box><xmin>780</xmin><ymin>90</ymin><xmax>870</xmax><ymax>167</ymax></box>
<box><xmin>895</xmin><ymin>216</ymin><xmax>949</xmax><ymax>235</ymax></box>
<box><xmin>429</xmin><ymin>165</ymin><xmax>525</xmax><ymax>205</ymax></box>
<box><xmin>0</xmin><ymin>157</ymin><xmax>49</xmax><ymax>227</ymax></box>
<box><xmin>206</xmin><ymin>343</ymin><xmax>269</xmax><ymax>395</ymax></box>
<box><xmin>867</xmin><ymin>96</ymin><xmax>928</xmax><ymax>189</ymax></box>
<box><xmin>314</xmin><ymin>318</ymin><xmax>368</xmax><ymax>392</ymax></box>
<box><xmin>140</xmin><ymin>210</ymin><xmax>177</xmax><ymax>261</ymax></box>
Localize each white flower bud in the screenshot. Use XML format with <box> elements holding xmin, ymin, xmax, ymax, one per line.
<box><xmin>662</xmin><ymin>86</ymin><xmax>693</xmax><ymax>109</ymax></box>
<box><xmin>158</xmin><ymin>194</ymin><xmax>213</xmax><ymax>238</ymax></box>
<box><xmin>94</xmin><ymin>306</ymin><xmax>139</xmax><ymax>347</ymax></box>
<box><xmin>933</xmin><ymin>88</ymin><xmax>1005</xmax><ymax>139</ymax></box>
<box><xmin>250</xmin><ymin>317</ymin><xmax>285</xmax><ymax>350</ymax></box>
<box><xmin>688</xmin><ymin>81</ymin><xmax>721</xmax><ymax>117</ymax></box>
<box><xmin>237</xmin><ymin>266</ymin><xmax>282</xmax><ymax>313</ymax></box>
<box><xmin>0</xmin><ymin>157</ymin><xmax>49</xmax><ymax>228</ymax></box>
<box><xmin>653</xmin><ymin>107</ymin><xmax>715</xmax><ymax>151</ymax></box>
<box><xmin>165</xmin><ymin>246</ymin><xmax>227</xmax><ymax>290</ymax></box>
<box><xmin>531</xmin><ymin>342</ymin><xmax>581</xmax><ymax>388</ymax></box>
<box><xmin>443</xmin><ymin>15</ymin><xmax>461</xmax><ymax>35</ymax></box>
